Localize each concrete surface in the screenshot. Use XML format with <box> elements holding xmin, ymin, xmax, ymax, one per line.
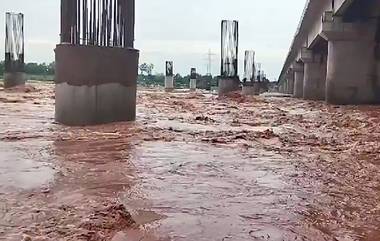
<box><xmin>55</xmin><ymin>82</ymin><xmax>136</xmax><ymax>126</ymax></box>
<box><xmin>190</xmin><ymin>79</ymin><xmax>197</xmax><ymax>90</ymax></box>
<box><xmin>286</xmin><ymin>71</ymin><xmax>295</xmax><ymax>96</ymax></box>
<box><xmin>294</xmin><ymin>70</ymin><xmax>304</xmax><ymax>98</ymax></box>
<box><xmin>218</xmin><ymin>78</ymin><xmax>240</xmax><ymax>96</ymax></box>
<box><xmin>55</xmin><ymin>44</ymin><xmax>139</xmax><ymax>87</ymax></box>
<box><xmin>165</xmin><ymin>76</ymin><xmax>174</xmax><ymax>91</ymax></box>
<box><xmin>54</xmin><ymin>44</ymin><xmax>138</xmax><ymax>125</ymax></box>
<box><xmin>302</xmin><ymin>53</ymin><xmax>327</xmax><ymax>101</ymax></box>
<box><xmin>292</xmin><ymin>63</ymin><xmax>304</xmax><ymax>98</ymax></box>
<box><xmin>323</xmin><ymin>19</ymin><xmax>380</xmax><ymax>104</ymax></box>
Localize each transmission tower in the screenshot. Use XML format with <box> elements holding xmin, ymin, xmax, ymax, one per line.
<box><xmin>205</xmin><ymin>49</ymin><xmax>216</xmax><ymax>76</ymax></box>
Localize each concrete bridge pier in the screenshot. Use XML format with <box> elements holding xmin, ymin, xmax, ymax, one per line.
<box><xmin>189</xmin><ymin>68</ymin><xmax>197</xmax><ymax>91</ymax></box>
<box><xmin>218</xmin><ymin>78</ymin><xmax>240</xmax><ymax>96</ymax></box>
<box><xmin>301</xmin><ymin>48</ymin><xmax>327</xmax><ymax>100</ymax></box>
<box><xmin>322</xmin><ymin>15</ymin><xmax>380</xmax><ymax>104</ymax></box>
<box><xmin>165</xmin><ymin>76</ymin><xmax>174</xmax><ymax>91</ymax></box>
<box><xmin>292</xmin><ymin>62</ymin><xmax>304</xmax><ymax>98</ymax></box>
<box><xmin>282</xmin><ymin>79</ymin><xmax>288</xmax><ymax>94</ymax></box>
<box><xmin>190</xmin><ymin>79</ymin><xmax>197</xmax><ymax>90</ymax></box>
<box><xmin>4</xmin><ymin>13</ymin><xmax>26</xmax><ymax>89</ymax></box>
<box><xmin>286</xmin><ymin>70</ymin><xmax>294</xmax><ymax>96</ymax></box>
<box><xmin>4</xmin><ymin>72</ymin><xmax>26</xmax><ymax>88</ymax></box>
<box><xmin>278</xmin><ymin>83</ymin><xmax>284</xmax><ymax>93</ymax></box>
<box><xmin>242</xmin><ymin>83</ymin><xmax>260</xmax><ymax>96</ymax></box>
<box><xmin>55</xmin><ymin>0</ymin><xmax>138</xmax><ymax>126</ymax></box>
<box><xmin>55</xmin><ymin>45</ymin><xmax>139</xmax><ymax>126</ymax></box>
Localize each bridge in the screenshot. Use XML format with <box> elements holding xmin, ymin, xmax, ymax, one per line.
<box><xmin>278</xmin><ymin>0</ymin><xmax>380</xmax><ymax>104</ymax></box>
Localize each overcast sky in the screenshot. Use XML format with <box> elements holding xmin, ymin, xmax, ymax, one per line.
<box><xmin>0</xmin><ymin>0</ymin><xmax>306</xmax><ymax>80</ymax></box>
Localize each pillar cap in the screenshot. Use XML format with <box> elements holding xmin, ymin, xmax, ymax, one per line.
<box><xmin>321</xmin><ymin>11</ymin><xmax>376</xmax><ymax>41</ymax></box>
<box><xmin>291</xmin><ymin>62</ymin><xmax>304</xmax><ymax>72</ymax></box>
<box><xmin>300</xmin><ymin>48</ymin><xmax>324</xmax><ymax>63</ymax></box>
<box><xmin>300</xmin><ymin>48</ymin><xmax>313</xmax><ymax>63</ymax></box>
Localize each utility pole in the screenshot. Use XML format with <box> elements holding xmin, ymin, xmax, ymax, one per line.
<box><xmin>205</xmin><ymin>49</ymin><xmax>216</xmax><ymax>76</ymax></box>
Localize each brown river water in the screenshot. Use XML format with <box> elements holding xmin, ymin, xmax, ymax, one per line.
<box><xmin>0</xmin><ymin>83</ymin><xmax>379</xmax><ymax>241</ymax></box>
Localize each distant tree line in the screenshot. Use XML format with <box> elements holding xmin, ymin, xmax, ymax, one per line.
<box><xmin>137</xmin><ymin>62</ymin><xmax>218</xmax><ymax>88</ymax></box>
<box><xmin>0</xmin><ymin>61</ymin><xmax>55</xmax><ymax>76</ymax></box>
<box><xmin>137</xmin><ymin>73</ymin><xmax>208</xmax><ymax>88</ymax></box>
<box><xmin>1</xmin><ymin>61</ymin><xmax>215</xmax><ymax>87</ymax></box>
<box><xmin>0</xmin><ymin>61</ymin><xmax>221</xmax><ymax>88</ymax></box>
<box><xmin>25</xmin><ymin>62</ymin><xmax>55</xmax><ymax>75</ymax></box>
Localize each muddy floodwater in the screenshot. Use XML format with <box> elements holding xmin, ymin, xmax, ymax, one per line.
<box><xmin>0</xmin><ymin>83</ymin><xmax>380</xmax><ymax>241</ymax></box>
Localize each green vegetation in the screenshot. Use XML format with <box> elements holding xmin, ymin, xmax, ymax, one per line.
<box><xmin>0</xmin><ymin>61</ymin><xmax>219</xmax><ymax>87</ymax></box>
<box><xmin>25</xmin><ymin>62</ymin><xmax>55</xmax><ymax>76</ymax></box>
<box><xmin>137</xmin><ymin>73</ymin><xmax>192</xmax><ymax>88</ymax></box>
<box><xmin>137</xmin><ymin>62</ymin><xmax>218</xmax><ymax>89</ymax></box>
<box><xmin>139</xmin><ymin>63</ymin><xmax>154</xmax><ymax>76</ymax></box>
<box><xmin>0</xmin><ymin>61</ymin><xmax>55</xmax><ymax>81</ymax></box>
<box><xmin>137</xmin><ymin>74</ymin><xmax>164</xmax><ymax>87</ymax></box>
<box><xmin>137</xmin><ymin>72</ymin><xmax>218</xmax><ymax>89</ymax></box>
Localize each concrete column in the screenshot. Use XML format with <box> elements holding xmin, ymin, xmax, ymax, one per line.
<box><xmin>55</xmin><ymin>45</ymin><xmax>139</xmax><ymax>126</ymax></box>
<box><xmin>197</xmin><ymin>77</ymin><xmax>211</xmax><ymax>90</ymax></box>
<box><xmin>190</xmin><ymin>79</ymin><xmax>197</xmax><ymax>90</ymax></box>
<box><xmin>292</xmin><ymin>62</ymin><xmax>304</xmax><ymax>98</ymax></box>
<box><xmin>218</xmin><ymin>78</ymin><xmax>240</xmax><ymax>96</ymax></box>
<box><xmin>165</xmin><ymin>76</ymin><xmax>174</xmax><ymax>91</ymax></box>
<box><xmin>289</xmin><ymin>79</ymin><xmax>295</xmax><ymax>95</ymax></box>
<box><xmin>301</xmin><ymin>48</ymin><xmax>327</xmax><ymax>100</ymax></box>
<box><xmin>286</xmin><ymin>70</ymin><xmax>295</xmax><ymax>96</ymax></box>
<box><xmin>4</xmin><ymin>72</ymin><xmax>26</xmax><ymax>88</ymax></box>
<box><xmin>284</xmin><ymin>79</ymin><xmax>288</xmax><ymax>94</ymax></box>
<box><xmin>278</xmin><ymin>83</ymin><xmax>283</xmax><ymax>93</ymax></box>
<box><xmin>242</xmin><ymin>83</ymin><xmax>260</xmax><ymax>96</ymax></box>
<box><xmin>321</xmin><ymin>14</ymin><xmax>380</xmax><ymax>104</ymax></box>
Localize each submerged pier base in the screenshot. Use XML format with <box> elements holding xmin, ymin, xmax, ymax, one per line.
<box><xmin>242</xmin><ymin>83</ymin><xmax>260</xmax><ymax>96</ymax></box>
<box><xmin>165</xmin><ymin>76</ymin><xmax>174</xmax><ymax>91</ymax></box>
<box><xmin>218</xmin><ymin>78</ymin><xmax>240</xmax><ymax>96</ymax></box>
<box><xmin>190</xmin><ymin>79</ymin><xmax>197</xmax><ymax>91</ymax></box>
<box><xmin>54</xmin><ymin>44</ymin><xmax>139</xmax><ymax>126</ymax></box>
<box><xmin>4</xmin><ymin>72</ymin><xmax>26</xmax><ymax>88</ymax></box>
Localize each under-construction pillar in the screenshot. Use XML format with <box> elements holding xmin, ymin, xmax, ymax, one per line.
<box><xmin>4</xmin><ymin>12</ymin><xmax>26</xmax><ymax>88</ymax></box>
<box><xmin>190</xmin><ymin>68</ymin><xmax>197</xmax><ymax>90</ymax></box>
<box><xmin>55</xmin><ymin>0</ymin><xmax>139</xmax><ymax>126</ymax></box>
<box><xmin>165</xmin><ymin>61</ymin><xmax>174</xmax><ymax>91</ymax></box>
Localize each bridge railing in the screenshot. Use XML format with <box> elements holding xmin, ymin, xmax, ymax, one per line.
<box><xmin>278</xmin><ymin>0</ymin><xmax>311</xmax><ymax>83</ymax></box>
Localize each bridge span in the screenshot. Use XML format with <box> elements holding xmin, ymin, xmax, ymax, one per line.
<box><xmin>279</xmin><ymin>0</ymin><xmax>380</xmax><ymax>104</ymax></box>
